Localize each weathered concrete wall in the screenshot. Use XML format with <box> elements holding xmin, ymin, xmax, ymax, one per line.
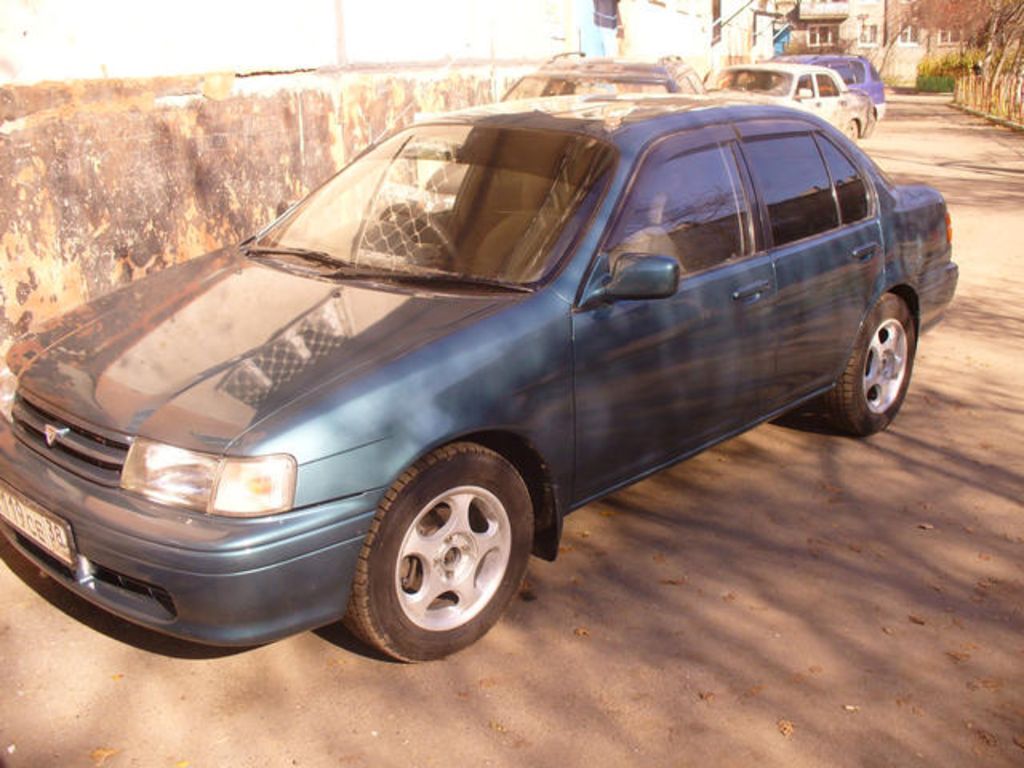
<box><xmin>0</xmin><ymin>65</ymin><xmax>529</xmax><ymax>354</ymax></box>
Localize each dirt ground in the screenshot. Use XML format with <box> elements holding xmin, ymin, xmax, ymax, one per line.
<box><xmin>1</xmin><ymin>94</ymin><xmax>1022</xmax><ymax>768</ymax></box>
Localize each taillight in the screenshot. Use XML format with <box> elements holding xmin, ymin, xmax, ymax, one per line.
<box><xmin>945</xmin><ymin>211</ymin><xmax>953</xmax><ymax>244</ymax></box>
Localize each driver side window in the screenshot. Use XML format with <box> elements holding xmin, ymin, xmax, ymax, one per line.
<box><xmin>607</xmin><ymin>140</ymin><xmax>751</xmax><ymax>274</ymax></box>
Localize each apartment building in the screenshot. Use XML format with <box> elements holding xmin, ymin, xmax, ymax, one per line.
<box><xmin>777</xmin><ymin>0</ymin><xmax>964</xmax><ymax>83</ymax></box>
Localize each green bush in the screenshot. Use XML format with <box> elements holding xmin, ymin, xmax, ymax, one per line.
<box><xmin>918</xmin><ymin>49</ymin><xmax>984</xmax><ymax>79</ymax></box>
<box><xmin>916</xmin><ymin>75</ymin><xmax>956</xmax><ymax>92</ymax></box>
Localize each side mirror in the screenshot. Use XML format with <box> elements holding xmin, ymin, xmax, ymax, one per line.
<box><xmin>603</xmin><ymin>253</ymin><xmax>680</xmax><ymax>301</ymax></box>
<box><xmin>796</xmin><ymin>87</ymin><xmax>814</xmax><ymax>101</ymax></box>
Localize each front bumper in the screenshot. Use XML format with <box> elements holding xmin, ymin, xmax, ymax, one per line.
<box><xmin>0</xmin><ymin>422</ymin><xmax>380</xmax><ymax>646</ymax></box>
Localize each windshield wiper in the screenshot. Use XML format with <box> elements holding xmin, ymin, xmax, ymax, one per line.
<box><xmin>332</xmin><ymin>267</ymin><xmax>533</xmax><ymax>293</ymax></box>
<box><xmin>244</xmin><ymin>245</ymin><xmax>341</xmax><ymax>270</ymax></box>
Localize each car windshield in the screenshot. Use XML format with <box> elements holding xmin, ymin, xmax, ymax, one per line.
<box><xmin>715</xmin><ymin>69</ymin><xmax>793</xmax><ymax>96</ymax></box>
<box><xmin>254</xmin><ymin>125</ymin><xmax>615</xmax><ymax>285</ymax></box>
<box><xmin>504</xmin><ymin>75</ymin><xmax>671</xmax><ymax>100</ymax></box>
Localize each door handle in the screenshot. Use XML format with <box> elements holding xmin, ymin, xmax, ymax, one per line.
<box><xmin>731</xmin><ymin>280</ymin><xmax>771</xmax><ymax>303</ymax></box>
<box><xmin>851</xmin><ymin>243</ymin><xmax>879</xmax><ymax>262</ymax></box>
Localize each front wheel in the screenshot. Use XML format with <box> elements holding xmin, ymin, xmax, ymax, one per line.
<box><xmin>825</xmin><ymin>293</ymin><xmax>917</xmax><ymax>436</ymax></box>
<box><xmin>344</xmin><ymin>443</ymin><xmax>533</xmax><ymax>661</ymax></box>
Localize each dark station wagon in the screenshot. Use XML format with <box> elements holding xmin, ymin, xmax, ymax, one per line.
<box><xmin>503</xmin><ymin>55</ymin><xmax>706</xmax><ymax>100</ymax></box>
<box><xmin>0</xmin><ymin>95</ymin><xmax>958</xmax><ymax>661</ymax></box>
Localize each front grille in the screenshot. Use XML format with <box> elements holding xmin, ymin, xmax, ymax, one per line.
<box><xmin>12</xmin><ymin>394</ymin><xmax>131</xmax><ymax>486</ymax></box>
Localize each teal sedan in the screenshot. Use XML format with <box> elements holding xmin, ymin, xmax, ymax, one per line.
<box><xmin>0</xmin><ymin>95</ymin><xmax>957</xmax><ymax>660</ymax></box>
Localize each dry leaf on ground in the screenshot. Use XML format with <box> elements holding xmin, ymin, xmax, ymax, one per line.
<box><xmin>90</xmin><ymin>748</ymin><xmax>120</xmax><ymax>767</ymax></box>
<box><xmin>778</xmin><ymin>719</ymin><xmax>795</xmax><ymax>738</ymax></box>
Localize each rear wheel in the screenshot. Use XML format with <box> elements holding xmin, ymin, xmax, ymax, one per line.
<box><xmin>825</xmin><ymin>293</ymin><xmax>916</xmax><ymax>436</ymax></box>
<box><xmin>844</xmin><ymin>119</ymin><xmax>860</xmax><ymax>142</ymax></box>
<box><xmin>344</xmin><ymin>443</ymin><xmax>533</xmax><ymax>661</ymax></box>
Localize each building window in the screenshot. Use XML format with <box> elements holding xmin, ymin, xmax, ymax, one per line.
<box><xmin>858</xmin><ymin>23</ymin><xmax>879</xmax><ymax>46</ymax></box>
<box><xmin>938</xmin><ymin>29</ymin><xmax>962</xmax><ymax>45</ymax></box>
<box><xmin>808</xmin><ymin>25</ymin><xmax>837</xmax><ymax>48</ymax></box>
<box><xmin>898</xmin><ymin>26</ymin><xmax>920</xmax><ymax>46</ymax></box>
<box><xmin>712</xmin><ymin>0</ymin><xmax>722</xmax><ymax>44</ymax></box>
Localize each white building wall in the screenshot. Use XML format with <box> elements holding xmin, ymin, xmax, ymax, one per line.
<box><xmin>0</xmin><ymin>0</ymin><xmax>339</xmax><ymax>84</ymax></box>
<box><xmin>619</xmin><ymin>0</ymin><xmax>711</xmax><ymax>69</ymax></box>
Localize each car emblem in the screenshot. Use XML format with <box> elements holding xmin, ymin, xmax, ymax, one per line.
<box><xmin>44</xmin><ymin>425</ymin><xmax>70</xmax><ymax>447</ymax></box>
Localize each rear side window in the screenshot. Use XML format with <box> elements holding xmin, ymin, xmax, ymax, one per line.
<box><xmin>743</xmin><ymin>134</ymin><xmax>838</xmax><ymax>246</ymax></box>
<box><xmin>816</xmin><ymin>135</ymin><xmax>870</xmax><ymax>223</ymax></box>
<box><xmin>832</xmin><ymin>64</ymin><xmax>856</xmax><ymax>84</ymax></box>
<box><xmin>608</xmin><ymin>141</ymin><xmax>750</xmax><ymax>273</ymax></box>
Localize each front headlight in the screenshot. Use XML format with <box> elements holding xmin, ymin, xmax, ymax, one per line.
<box><xmin>0</xmin><ymin>364</ymin><xmax>18</xmax><ymax>423</ymax></box>
<box><xmin>121</xmin><ymin>438</ymin><xmax>296</xmax><ymax>517</ymax></box>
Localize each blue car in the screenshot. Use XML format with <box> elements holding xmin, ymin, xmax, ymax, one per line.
<box><xmin>0</xmin><ymin>95</ymin><xmax>956</xmax><ymax>660</ymax></box>
<box><xmin>775</xmin><ymin>54</ymin><xmax>887</xmax><ymax>121</ymax></box>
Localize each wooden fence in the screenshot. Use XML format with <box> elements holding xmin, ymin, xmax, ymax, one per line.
<box><xmin>955</xmin><ymin>75</ymin><xmax>1024</xmax><ymax>125</ymax></box>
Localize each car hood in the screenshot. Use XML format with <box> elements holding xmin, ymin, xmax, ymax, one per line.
<box><xmin>12</xmin><ymin>249</ymin><xmax>513</xmax><ymax>453</ymax></box>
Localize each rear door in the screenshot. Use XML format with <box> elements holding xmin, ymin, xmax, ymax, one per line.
<box><xmin>572</xmin><ymin>128</ymin><xmax>777</xmax><ymax>501</ymax></box>
<box><xmin>814</xmin><ymin>72</ymin><xmax>844</xmax><ymax>126</ymax></box>
<box><xmin>738</xmin><ymin>123</ymin><xmax>883</xmax><ymax>402</ymax></box>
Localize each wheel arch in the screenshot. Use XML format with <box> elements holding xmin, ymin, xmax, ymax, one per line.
<box><xmin>887</xmin><ymin>283</ymin><xmax>920</xmax><ymax>335</ymax></box>
<box><xmin>398</xmin><ymin>430</ymin><xmax>562</xmax><ymax>562</ymax></box>
<box><xmin>458</xmin><ymin>430</ymin><xmax>562</xmax><ymax>562</ymax></box>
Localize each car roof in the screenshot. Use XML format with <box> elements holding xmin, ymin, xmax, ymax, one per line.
<box><xmin>775</xmin><ymin>54</ymin><xmax>868</xmax><ymax>64</ymax></box>
<box><xmin>721</xmin><ymin>62</ymin><xmax>841</xmax><ymax>77</ymax></box>
<box><xmin>422</xmin><ymin>93</ymin><xmax>833</xmax><ymax>153</ymax></box>
<box><xmin>527</xmin><ymin>56</ymin><xmax>694</xmax><ymax>80</ymax></box>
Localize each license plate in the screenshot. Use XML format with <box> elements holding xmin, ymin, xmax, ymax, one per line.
<box><xmin>0</xmin><ymin>486</ymin><xmax>75</xmax><ymax>567</ymax></box>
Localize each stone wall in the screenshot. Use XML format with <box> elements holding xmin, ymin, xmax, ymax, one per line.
<box><xmin>0</xmin><ymin>64</ymin><xmax>529</xmax><ymax>354</ymax></box>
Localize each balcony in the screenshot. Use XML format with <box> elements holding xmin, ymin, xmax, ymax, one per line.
<box><xmin>799</xmin><ymin>1</ymin><xmax>850</xmax><ymax>20</ymax></box>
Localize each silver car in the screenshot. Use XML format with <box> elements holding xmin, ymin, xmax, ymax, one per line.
<box><xmin>711</xmin><ymin>63</ymin><xmax>876</xmax><ymax>140</ymax></box>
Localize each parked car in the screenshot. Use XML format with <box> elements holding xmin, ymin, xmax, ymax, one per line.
<box><xmin>711</xmin><ymin>62</ymin><xmax>876</xmax><ymax>140</ymax></box>
<box><xmin>774</xmin><ymin>54</ymin><xmax>887</xmax><ymax>122</ymax></box>
<box><xmin>0</xmin><ymin>94</ymin><xmax>957</xmax><ymax>661</ymax></box>
<box><xmin>503</xmin><ymin>54</ymin><xmax>705</xmax><ymax>99</ymax></box>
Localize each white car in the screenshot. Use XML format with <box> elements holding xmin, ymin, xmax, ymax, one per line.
<box><xmin>711</xmin><ymin>63</ymin><xmax>876</xmax><ymax>140</ymax></box>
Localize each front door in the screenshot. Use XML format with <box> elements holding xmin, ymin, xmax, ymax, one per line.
<box><xmin>572</xmin><ymin>131</ymin><xmax>778</xmax><ymax>503</ymax></box>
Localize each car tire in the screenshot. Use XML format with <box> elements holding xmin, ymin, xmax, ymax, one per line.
<box><xmin>825</xmin><ymin>293</ymin><xmax>917</xmax><ymax>436</ymax></box>
<box><xmin>344</xmin><ymin>442</ymin><xmax>534</xmax><ymax>661</ymax></box>
<box><xmin>844</xmin><ymin>119</ymin><xmax>860</xmax><ymax>142</ymax></box>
